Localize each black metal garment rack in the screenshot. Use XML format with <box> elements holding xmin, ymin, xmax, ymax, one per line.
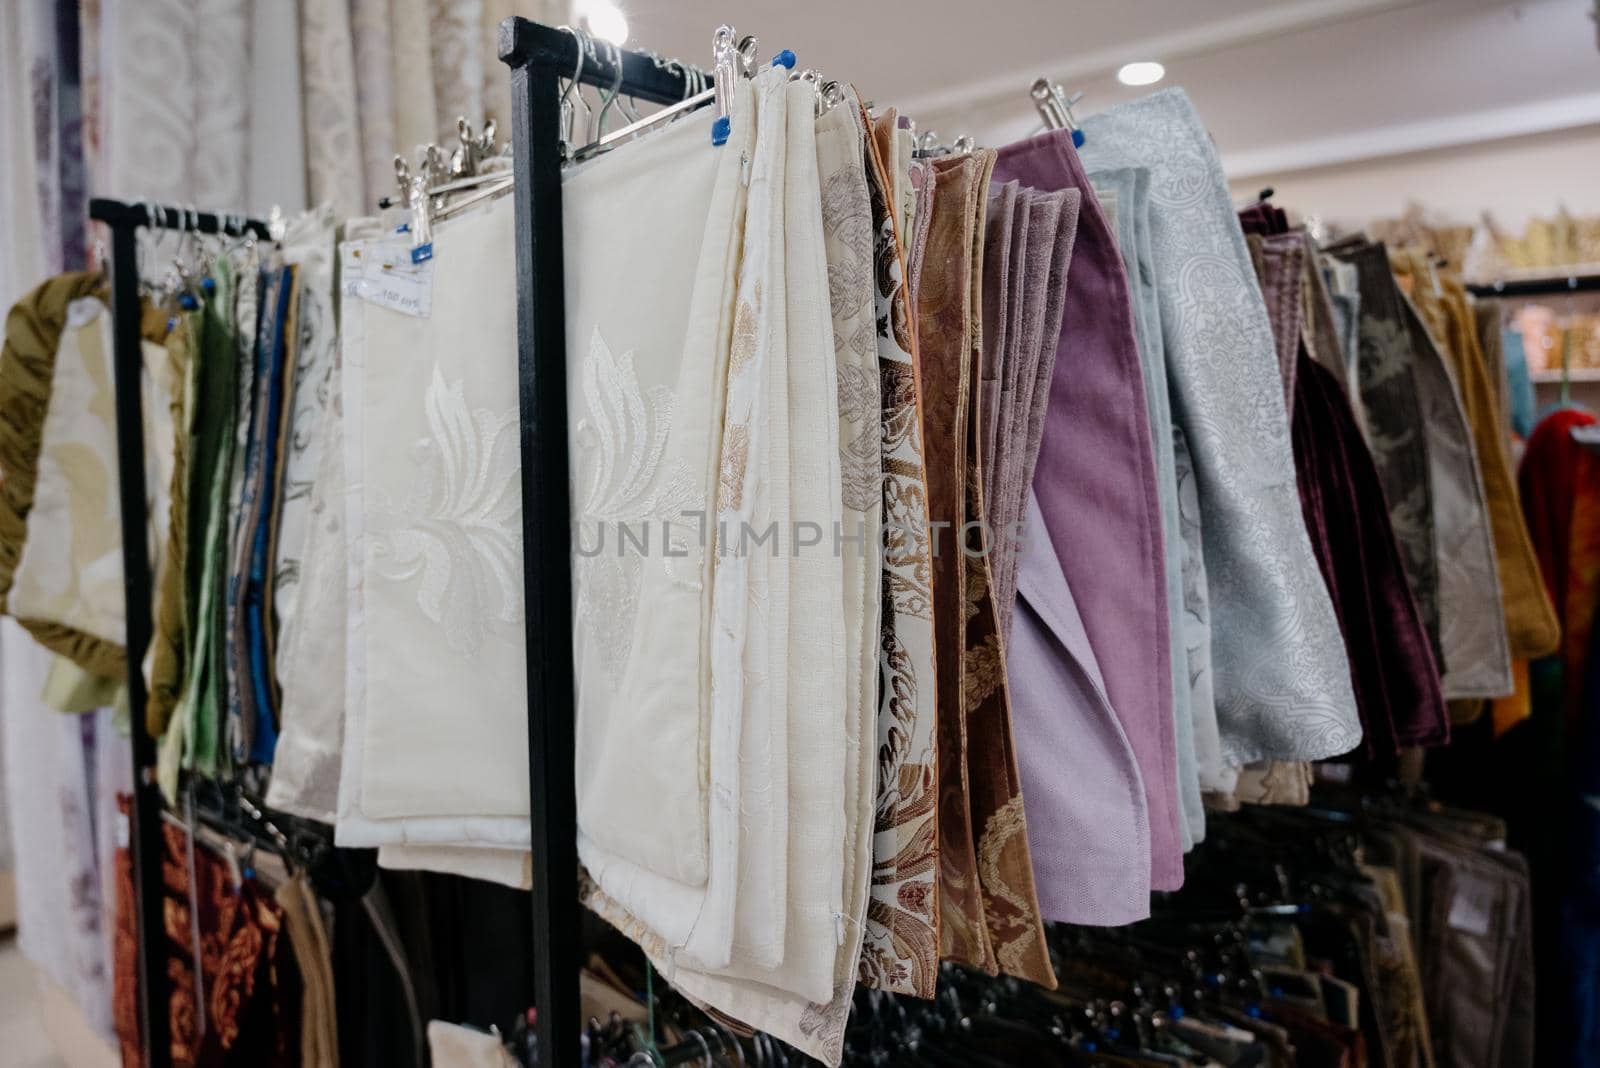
<box><xmin>1467</xmin><ymin>273</ymin><xmax>1600</xmax><ymax>298</ymax></box>
<box><xmin>85</xmin><ymin>198</ymin><xmax>272</xmax><ymax>1068</ymax></box>
<box><xmin>496</xmin><ymin>18</ymin><xmax>704</xmax><ymax>1068</ymax></box>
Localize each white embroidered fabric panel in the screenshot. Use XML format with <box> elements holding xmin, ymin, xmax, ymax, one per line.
<box><xmin>336</xmin><ymin>197</ymin><xmax>530</xmax><ymax>842</ymax></box>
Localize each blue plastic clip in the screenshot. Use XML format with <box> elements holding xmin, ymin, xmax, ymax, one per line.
<box><xmin>1170</xmin><ymin>1004</ymin><xmax>1185</xmax><ymax>1021</ymax></box>
<box><xmin>772</xmin><ymin>49</ymin><xmax>796</xmax><ymax>70</ymax></box>
<box><xmin>177</xmin><ymin>293</ymin><xmax>198</xmax><ymax>311</ymax></box>
<box><xmin>1071</xmin><ymin>129</ymin><xmax>1085</xmax><ymax>148</ymax></box>
<box><xmin>201</xmin><ymin>276</ymin><xmax>215</xmax><ymax>293</ymax></box>
<box><xmin>396</xmin><ymin>222</ymin><xmax>411</xmax><ymax>234</ymax></box>
<box><xmin>411</xmin><ymin>242</ymin><xmax>434</xmax><ymax>265</ymax></box>
<box><xmin>711</xmin><ymin>116</ymin><xmax>731</xmax><ymax>146</ymax></box>
<box><xmin>1247</xmin><ymin>1003</ymin><xmax>1262</xmax><ymax>1019</ymax></box>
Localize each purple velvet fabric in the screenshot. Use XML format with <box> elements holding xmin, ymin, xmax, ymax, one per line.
<box><xmin>993</xmin><ymin>130</ymin><xmax>1181</xmax><ymax>891</ymax></box>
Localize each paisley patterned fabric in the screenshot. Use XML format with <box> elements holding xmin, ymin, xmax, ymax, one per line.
<box><xmin>857</xmin><ymin>108</ymin><xmax>942</xmax><ymax>999</ymax></box>
<box><xmin>1079</xmin><ymin>89</ymin><xmax>1361</xmax><ymax>768</ymax></box>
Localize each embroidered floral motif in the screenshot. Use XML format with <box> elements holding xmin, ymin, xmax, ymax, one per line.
<box><xmin>571</xmin><ymin>327</ymin><xmax>700</xmax><ymax>668</ymax></box>
<box><xmin>370</xmin><ymin>365</ymin><xmax>520</xmax><ymax>658</ymax></box>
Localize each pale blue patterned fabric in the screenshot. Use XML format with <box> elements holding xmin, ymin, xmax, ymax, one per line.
<box><xmin>1080</xmin><ymin>89</ymin><xmax>1361</xmax><ymax>765</ymax></box>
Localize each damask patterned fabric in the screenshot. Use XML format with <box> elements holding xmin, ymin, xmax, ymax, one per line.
<box><xmin>299</xmin><ymin>0</ymin><xmax>364</xmax><ymax>218</ymax></box>
<box><xmin>335</xmin><ymin>198</ymin><xmax>529</xmax><ymax>853</ymax></box>
<box><xmin>572</xmin><ymin>84</ymin><xmax>756</xmax><ymax>966</ymax></box>
<box><xmin>112</xmin><ymin>796</ymin><xmax>299</xmax><ymax>1068</ymax></box>
<box><xmin>992</xmin><ymin>129</ymin><xmax>1185</xmax><ymax>890</ymax></box>
<box><xmin>1079</xmin><ymin>89</ymin><xmax>1361</xmax><ymax>768</ymax></box>
<box><xmin>1321</xmin><ymin>240</ymin><xmax>1442</xmax><ymax>667</ymax></box>
<box><xmin>856</xmin><ymin>108</ymin><xmax>942</xmax><ymax>999</ymax></box>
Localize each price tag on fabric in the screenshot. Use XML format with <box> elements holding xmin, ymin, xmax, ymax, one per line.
<box><xmin>341</xmin><ymin>240</ymin><xmax>434</xmax><ymax>318</ymax></box>
<box><xmin>1445</xmin><ymin>871</ymin><xmax>1496</xmax><ymax>937</ymax></box>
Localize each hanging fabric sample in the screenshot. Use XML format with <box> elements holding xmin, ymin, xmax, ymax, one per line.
<box><xmin>641</xmin><ymin>79</ymin><xmax>882</xmax><ymax>1066</ymax></box>
<box><xmin>1078</xmin><ymin>89</ymin><xmax>1362</xmax><ymax>770</ymax></box>
<box><xmin>939</xmin><ymin>144</ymin><xmax>1056</xmax><ymax>987</ymax></box>
<box><xmin>1316</xmin><ymin>238</ymin><xmax>1442</xmax><ymax>665</ymax></box>
<box><xmin>990</xmin><ymin>128</ymin><xmax>1186</xmax><ymax>891</ymax></box>
<box><xmin>571</xmin><ymin>76</ymin><xmax>758</xmax><ymax>970</ymax></box>
<box><xmin>1</xmin><ymin>274</ymin><xmax>177</xmax><ymax>682</ymax></box>
<box><xmin>908</xmin><ymin>148</ymin><xmax>994</xmax><ymax>970</ymax></box>
<box><xmin>1326</xmin><ymin>240</ymin><xmax>1513</xmax><ymax>701</ymax></box>
<box><xmin>1396</xmin><ymin>251</ymin><xmax>1559</xmax><ymax>665</ymax></box>
<box><xmin>856</xmin><ymin>106</ymin><xmax>942</xmax><ymax>999</ymax></box>
<box><xmin>1090</xmin><ymin>162</ymin><xmax>1216</xmax><ymax>831</ymax></box>
<box><xmin>334</xmin><ymin>196</ymin><xmax>529</xmax><ymax>855</ymax></box>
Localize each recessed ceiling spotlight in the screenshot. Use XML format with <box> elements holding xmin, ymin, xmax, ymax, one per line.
<box><xmin>1116</xmin><ymin>61</ymin><xmax>1166</xmax><ymax>87</ymax></box>
<box><xmin>580</xmin><ymin>0</ymin><xmax>629</xmax><ymax>46</ymax></box>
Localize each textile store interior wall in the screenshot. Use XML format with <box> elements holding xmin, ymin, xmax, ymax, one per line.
<box><xmin>0</xmin><ymin>1</ymin><xmax>1599</xmax><ymax>1067</ymax></box>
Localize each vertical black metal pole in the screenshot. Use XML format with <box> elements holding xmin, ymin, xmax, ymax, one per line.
<box><xmin>500</xmin><ymin>22</ymin><xmax>581</xmax><ymax>1068</ymax></box>
<box><xmin>103</xmin><ymin>215</ymin><xmax>171</xmax><ymax>1068</ymax></box>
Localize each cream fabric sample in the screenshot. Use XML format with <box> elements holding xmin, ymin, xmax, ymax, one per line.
<box><xmin>335</xmin><ymin>197</ymin><xmax>530</xmax><ymax>849</ymax></box>
<box><xmin>299</xmin><ymin>0</ymin><xmax>364</xmax><ymax>217</ymax></box>
<box><xmin>11</xmin><ymin>299</ymin><xmax>176</xmax><ymax>648</ymax></box>
<box><xmin>606</xmin><ymin>86</ymin><xmax>877</xmax><ymax>1068</ymax></box>
<box><xmin>570</xmin><ymin>84</ymin><xmax>756</xmax><ymax>969</ymax></box>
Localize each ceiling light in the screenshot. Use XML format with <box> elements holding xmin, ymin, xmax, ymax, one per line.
<box><xmin>1116</xmin><ymin>61</ymin><xmax>1166</xmax><ymax>87</ymax></box>
<box><xmin>580</xmin><ymin>0</ymin><xmax>629</xmax><ymax>46</ymax></box>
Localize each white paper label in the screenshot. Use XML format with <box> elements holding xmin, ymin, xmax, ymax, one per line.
<box><xmin>1445</xmin><ymin>871</ymin><xmax>1495</xmax><ymax>937</ymax></box>
<box><xmin>115</xmin><ymin>811</ymin><xmax>130</xmax><ymax>849</ymax></box>
<box><xmin>341</xmin><ymin>240</ymin><xmax>433</xmax><ymax>318</ymax></box>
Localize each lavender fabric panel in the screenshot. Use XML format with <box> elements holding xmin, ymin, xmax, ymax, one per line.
<box><xmin>992</xmin><ymin>129</ymin><xmax>1182</xmax><ymax>891</ymax></box>
<box><xmin>1012</xmin><ymin>490</ymin><xmax>1152</xmax><ymax>925</ymax></box>
<box><xmin>1090</xmin><ymin>165</ymin><xmax>1205</xmax><ymax>846</ymax></box>
<box><xmin>1079</xmin><ymin>89</ymin><xmax>1361</xmax><ymax>766</ymax></box>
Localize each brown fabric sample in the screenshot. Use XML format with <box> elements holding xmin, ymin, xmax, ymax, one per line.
<box><xmin>907</xmin><ymin>151</ymin><xmax>993</xmax><ymax>973</ymax></box>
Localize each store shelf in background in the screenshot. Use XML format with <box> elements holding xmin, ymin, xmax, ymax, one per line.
<box><xmin>1530</xmin><ymin>368</ymin><xmax>1600</xmax><ymax>383</ymax></box>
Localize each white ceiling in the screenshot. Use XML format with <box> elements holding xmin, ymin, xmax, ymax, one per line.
<box><xmin>602</xmin><ymin>0</ymin><xmax>1600</xmax><ymax>177</ymax></box>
